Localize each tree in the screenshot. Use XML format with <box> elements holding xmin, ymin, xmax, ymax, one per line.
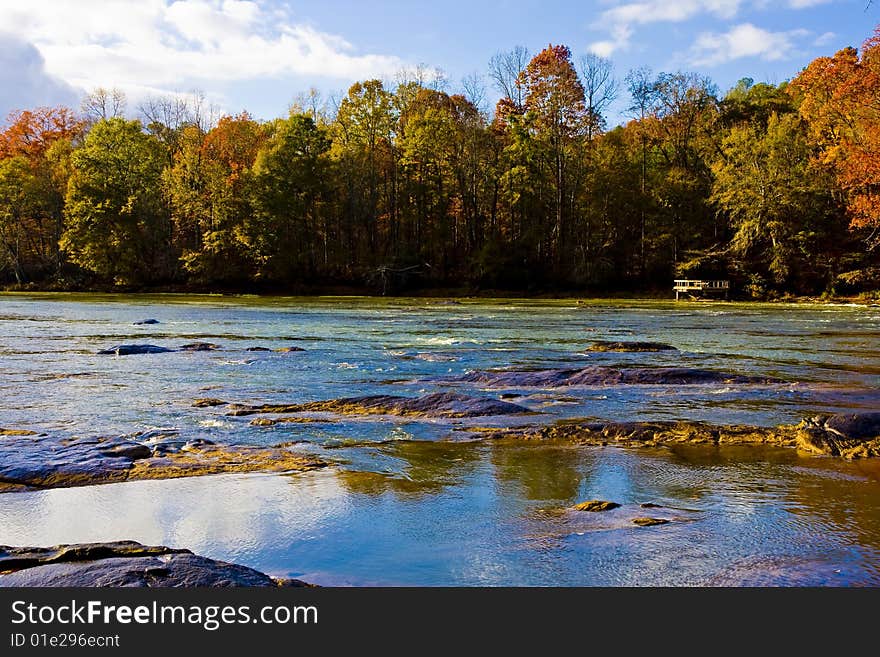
<box><xmin>0</xmin><ymin>106</ymin><xmax>81</xmax><ymax>282</ymax></box>
<box><xmin>519</xmin><ymin>45</ymin><xmax>587</xmax><ymax>268</ymax></box>
<box><xmin>649</xmin><ymin>72</ymin><xmax>719</xmax><ymax>265</ymax></box>
<box><xmin>579</xmin><ymin>54</ymin><xmax>617</xmax><ymax>143</ymax></box>
<box><xmin>489</xmin><ymin>46</ymin><xmax>530</xmax><ymax>112</ymax></box>
<box><xmin>720</xmin><ymin>78</ymin><xmax>795</xmax><ymax>128</ymax></box>
<box><xmin>0</xmin><ymin>106</ymin><xmax>82</xmax><ymax>160</ymax></box>
<box><xmin>625</xmin><ymin>66</ymin><xmax>657</xmax><ymax>275</ymax></box>
<box><xmin>792</xmin><ymin>28</ymin><xmax>880</xmax><ymax>239</ymax></box>
<box><xmin>0</xmin><ymin>157</ymin><xmax>46</xmax><ymax>282</ymax></box>
<box><xmin>332</xmin><ymin>80</ymin><xmax>397</xmax><ymax>267</ymax></box>
<box><xmin>81</xmin><ymin>88</ymin><xmax>127</xmax><ymax>123</ymax></box>
<box><xmin>166</xmin><ymin>113</ymin><xmax>265</xmax><ymax>283</ymax></box>
<box><xmin>250</xmin><ymin>113</ymin><xmax>331</xmax><ymax>282</ymax></box>
<box><xmin>61</xmin><ymin>118</ymin><xmax>169</xmax><ymax>284</ymax></box>
<box><xmin>711</xmin><ymin>113</ymin><xmax>845</xmax><ymax>293</ymax></box>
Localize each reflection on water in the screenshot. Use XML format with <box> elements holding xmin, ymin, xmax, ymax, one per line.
<box><xmin>1</xmin><ymin>443</ymin><xmax>879</xmax><ymax>586</ymax></box>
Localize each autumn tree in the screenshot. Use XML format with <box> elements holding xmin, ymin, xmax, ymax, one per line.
<box><xmin>0</xmin><ymin>106</ymin><xmax>81</xmax><ymax>282</ymax></box>
<box><xmin>166</xmin><ymin>113</ymin><xmax>265</xmax><ymax>283</ymax></box>
<box><xmin>519</xmin><ymin>45</ymin><xmax>587</xmax><ymax>269</ymax></box>
<box><xmin>0</xmin><ymin>106</ymin><xmax>82</xmax><ymax>160</ymax></box>
<box><xmin>792</xmin><ymin>29</ymin><xmax>880</xmax><ymax>240</ymax></box>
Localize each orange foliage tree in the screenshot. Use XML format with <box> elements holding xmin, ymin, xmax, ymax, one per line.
<box><xmin>792</xmin><ymin>28</ymin><xmax>880</xmax><ymax>234</ymax></box>
<box><xmin>0</xmin><ymin>107</ymin><xmax>83</xmax><ymax>160</ymax></box>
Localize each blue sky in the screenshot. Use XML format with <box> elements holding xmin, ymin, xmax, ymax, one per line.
<box><xmin>0</xmin><ymin>0</ymin><xmax>876</xmax><ymax>125</ymax></box>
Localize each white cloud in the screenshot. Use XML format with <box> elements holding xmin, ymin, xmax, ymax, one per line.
<box><xmin>587</xmin><ymin>0</ymin><xmax>834</xmax><ymax>58</ymax></box>
<box><xmin>588</xmin><ymin>0</ymin><xmax>745</xmax><ymax>55</ymax></box>
<box><xmin>0</xmin><ymin>33</ymin><xmax>79</xmax><ymax>121</ymax></box>
<box><xmin>602</xmin><ymin>0</ymin><xmax>742</xmax><ymax>26</ymax></box>
<box><xmin>814</xmin><ymin>31</ymin><xmax>836</xmax><ymax>46</ymax></box>
<box><xmin>688</xmin><ymin>23</ymin><xmax>808</xmax><ymax>66</ymax></box>
<box><xmin>787</xmin><ymin>0</ymin><xmax>832</xmax><ymax>7</ymax></box>
<box><xmin>588</xmin><ymin>24</ymin><xmax>633</xmax><ymax>57</ymax></box>
<box><xmin>0</xmin><ymin>0</ymin><xmax>403</xmax><ymax>107</ymax></box>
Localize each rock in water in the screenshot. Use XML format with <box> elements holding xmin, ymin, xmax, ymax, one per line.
<box><xmin>795</xmin><ymin>412</ymin><xmax>880</xmax><ymax>458</ymax></box>
<box><xmin>179</xmin><ymin>342</ymin><xmax>220</xmax><ymax>351</ymax></box>
<box><xmin>486</xmin><ymin>412</ymin><xmax>880</xmax><ymax>459</ymax></box>
<box><xmin>0</xmin><ymin>542</ymin><xmax>311</xmax><ymax>587</ymax></box>
<box><xmin>455</xmin><ymin>366</ymin><xmax>782</xmax><ymax>387</ymax></box>
<box><xmin>132</xmin><ymin>319</ymin><xmax>160</xmax><ymax>325</ymax></box>
<box><xmin>0</xmin><ymin>428</ymin><xmax>40</xmax><ymax>436</ymax></box>
<box><xmin>226</xmin><ymin>392</ymin><xmax>532</xmax><ymax>419</ymax></box>
<box><xmin>586</xmin><ymin>341</ymin><xmax>678</xmax><ymax>352</ymax></box>
<box><xmin>192</xmin><ymin>398</ymin><xmax>227</xmax><ymax>408</ymax></box>
<box><xmin>572</xmin><ymin>500</ymin><xmax>621</xmax><ymax>512</ymax></box>
<box><xmin>632</xmin><ymin>518</ymin><xmax>670</xmax><ymax>527</ymax></box>
<box><xmin>0</xmin><ymin>432</ymin><xmax>326</xmax><ymax>491</ymax></box>
<box><xmin>823</xmin><ymin>412</ymin><xmax>880</xmax><ymax>440</ymax></box>
<box><xmin>97</xmin><ymin>345</ymin><xmax>174</xmax><ymax>355</ymax></box>
<box><xmin>275</xmin><ymin>346</ymin><xmax>305</xmax><ymax>353</ymax></box>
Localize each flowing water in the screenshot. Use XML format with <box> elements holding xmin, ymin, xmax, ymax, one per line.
<box><xmin>1</xmin><ymin>293</ymin><xmax>879</xmax><ymax>585</ymax></box>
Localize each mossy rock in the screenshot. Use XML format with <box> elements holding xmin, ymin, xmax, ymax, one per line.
<box><xmin>192</xmin><ymin>398</ymin><xmax>227</xmax><ymax>408</ymax></box>
<box><xmin>0</xmin><ymin>428</ymin><xmax>40</xmax><ymax>437</ymax></box>
<box><xmin>572</xmin><ymin>500</ymin><xmax>620</xmax><ymax>512</ymax></box>
<box><xmin>586</xmin><ymin>341</ymin><xmax>678</xmax><ymax>353</ymax></box>
<box><xmin>632</xmin><ymin>517</ymin><xmax>670</xmax><ymax>527</ymax></box>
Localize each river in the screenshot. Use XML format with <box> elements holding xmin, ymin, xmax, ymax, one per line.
<box><xmin>1</xmin><ymin>294</ymin><xmax>879</xmax><ymax>585</ymax></box>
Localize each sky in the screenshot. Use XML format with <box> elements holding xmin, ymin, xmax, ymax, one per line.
<box><xmin>0</xmin><ymin>0</ymin><xmax>876</xmax><ymax>126</ymax></box>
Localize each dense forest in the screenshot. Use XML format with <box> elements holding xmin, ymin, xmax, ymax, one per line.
<box><xmin>1</xmin><ymin>26</ymin><xmax>878</xmax><ymax>298</ymax></box>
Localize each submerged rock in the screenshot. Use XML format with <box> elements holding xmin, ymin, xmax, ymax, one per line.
<box><xmin>132</xmin><ymin>319</ymin><xmax>160</xmax><ymax>325</ymax></box>
<box><xmin>0</xmin><ymin>428</ymin><xmax>40</xmax><ymax>436</ymax></box>
<box><xmin>795</xmin><ymin>412</ymin><xmax>880</xmax><ymax>458</ymax></box>
<box><xmin>456</xmin><ymin>366</ymin><xmax>782</xmax><ymax>388</ymax></box>
<box><xmin>586</xmin><ymin>341</ymin><xmax>678</xmax><ymax>352</ymax></box>
<box><xmin>0</xmin><ymin>541</ymin><xmax>311</xmax><ymax>587</ymax></box>
<box><xmin>0</xmin><ymin>431</ymin><xmax>326</xmax><ymax>492</ymax></box>
<box><xmin>97</xmin><ymin>344</ymin><xmax>174</xmax><ymax>355</ymax></box>
<box><xmin>632</xmin><ymin>517</ymin><xmax>670</xmax><ymax>527</ymax></box>
<box><xmin>572</xmin><ymin>500</ymin><xmax>620</xmax><ymax>512</ymax></box>
<box><xmin>485</xmin><ymin>411</ymin><xmax>880</xmax><ymax>459</ymax></box>
<box><xmin>192</xmin><ymin>398</ymin><xmax>227</xmax><ymax>408</ymax></box>
<box><xmin>275</xmin><ymin>346</ymin><xmax>305</xmax><ymax>353</ymax></box>
<box><xmin>249</xmin><ymin>417</ymin><xmax>328</xmax><ymax>426</ymax></box>
<box><xmin>179</xmin><ymin>342</ymin><xmax>220</xmax><ymax>351</ymax></box>
<box><xmin>227</xmin><ymin>392</ymin><xmax>532</xmax><ymax>419</ymax></box>
<box><xmin>246</xmin><ymin>347</ymin><xmax>273</xmax><ymax>352</ymax></box>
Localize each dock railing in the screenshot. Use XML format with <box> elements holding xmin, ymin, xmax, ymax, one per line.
<box><xmin>674</xmin><ymin>279</ymin><xmax>730</xmax><ymax>299</ymax></box>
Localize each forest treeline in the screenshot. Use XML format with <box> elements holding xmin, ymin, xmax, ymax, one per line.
<box><xmin>1</xmin><ymin>26</ymin><xmax>878</xmax><ymax>297</ymax></box>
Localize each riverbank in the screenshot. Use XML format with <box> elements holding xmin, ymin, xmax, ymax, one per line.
<box><xmin>2</xmin><ymin>281</ymin><xmax>877</xmax><ymax>304</ymax></box>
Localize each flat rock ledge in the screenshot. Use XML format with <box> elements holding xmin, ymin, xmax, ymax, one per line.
<box><xmin>0</xmin><ymin>542</ymin><xmax>311</xmax><ymax>587</ymax></box>
<box><xmin>0</xmin><ymin>431</ymin><xmax>327</xmax><ymax>493</ymax></box>
<box><xmin>455</xmin><ymin>366</ymin><xmax>782</xmax><ymax>388</ymax></box>
<box><xmin>219</xmin><ymin>392</ymin><xmax>533</xmax><ymax>419</ymax></box>
<box><xmin>585</xmin><ymin>341</ymin><xmax>678</xmax><ymax>352</ymax></box>
<box><xmin>485</xmin><ymin>412</ymin><xmax>880</xmax><ymax>459</ymax></box>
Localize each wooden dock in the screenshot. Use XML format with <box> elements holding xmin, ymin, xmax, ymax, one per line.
<box><xmin>674</xmin><ymin>279</ymin><xmax>730</xmax><ymax>300</ymax></box>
